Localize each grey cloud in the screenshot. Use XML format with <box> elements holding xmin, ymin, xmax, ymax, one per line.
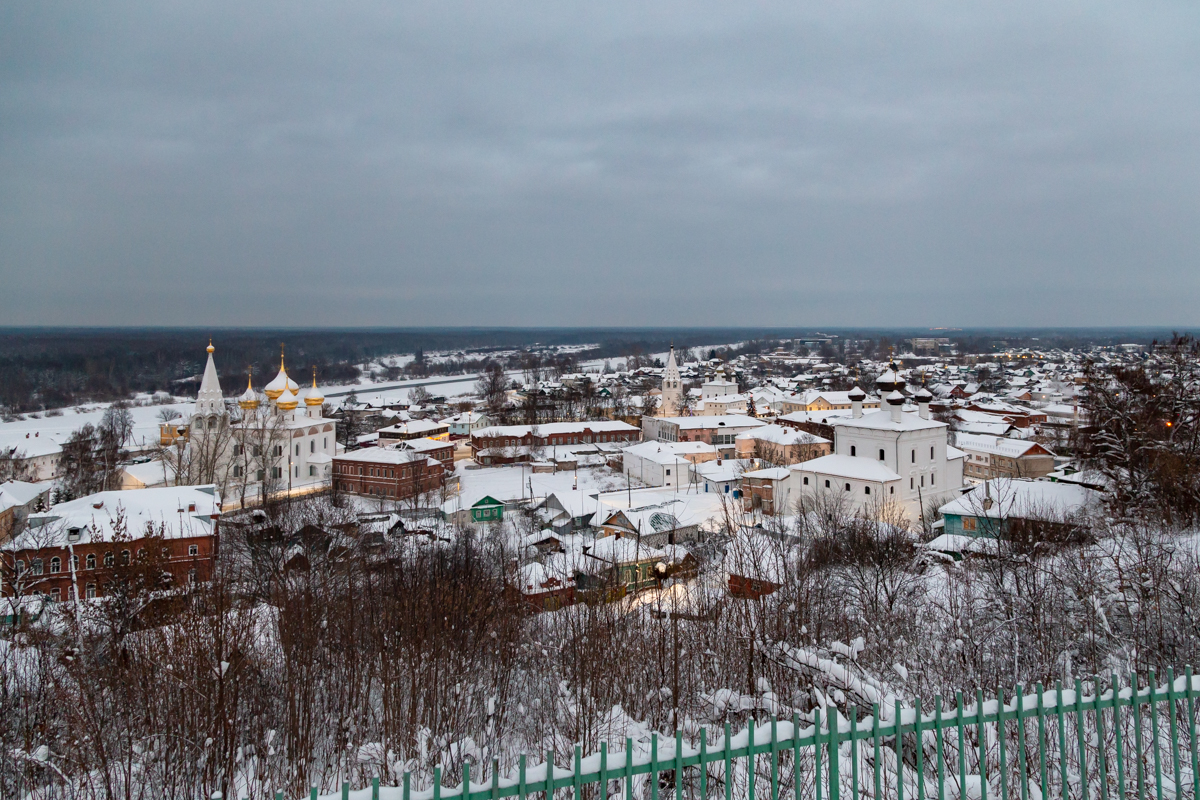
<box><xmin>1</xmin><ymin>0</ymin><xmax>1198</xmax><ymax>326</ymax></box>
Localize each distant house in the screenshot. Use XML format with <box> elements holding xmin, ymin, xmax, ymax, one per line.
<box><xmin>955</xmin><ymin>434</ymin><xmax>1056</xmax><ymax>482</ymax></box>
<box><xmin>574</xmin><ymin>536</ymin><xmax>665</xmax><ymax>598</ymax></box>
<box><xmin>378</xmin><ymin>418</ymin><xmax>450</xmax><ymax>443</ymax></box>
<box><xmin>724</xmin><ymin>531</ymin><xmax>790</xmax><ymax>600</ymax></box>
<box><xmin>469</xmin><ymin>495</ymin><xmax>505</xmax><ymax>524</ymax></box>
<box><xmin>0</xmin><ymin>481</ymin><xmax>50</xmax><ymax>542</ymax></box>
<box><xmin>442</xmin><ymin>412</ymin><xmax>491</xmax><ymax>438</ymax></box>
<box><xmin>734</xmin><ymin>424</ymin><xmax>831</xmax><ymax>465</ymax></box>
<box><xmin>515</xmin><ymin>557</ymin><xmax>576</xmax><ymax>611</ymax></box>
<box><xmin>471</xmin><ymin>421</ymin><xmax>640</xmax><ymax>465</ymax></box>
<box><xmin>929</xmin><ymin>478</ymin><xmax>1101</xmax><ymax>556</ymax></box>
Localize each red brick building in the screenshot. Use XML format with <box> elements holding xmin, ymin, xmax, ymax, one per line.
<box><xmin>333</xmin><ymin>441</ymin><xmax>450</xmax><ymax>500</ymax></box>
<box><xmin>1</xmin><ymin>486</ymin><xmax>221</xmax><ymax>602</ymax></box>
<box><xmin>471</xmin><ymin>421</ymin><xmax>640</xmax><ymax>465</ymax></box>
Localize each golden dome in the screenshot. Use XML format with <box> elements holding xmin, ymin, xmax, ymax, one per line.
<box><xmin>264</xmin><ymin>353</ymin><xmax>289</xmax><ymax>400</ymax></box>
<box><xmin>238</xmin><ymin>372</ymin><xmax>260</xmax><ymax>410</ymax></box>
<box><xmin>276</xmin><ymin>385</ymin><xmax>299</xmax><ymax>411</ymax></box>
<box><xmin>303</xmin><ymin>368</ymin><xmax>325</xmax><ymax>407</ymax></box>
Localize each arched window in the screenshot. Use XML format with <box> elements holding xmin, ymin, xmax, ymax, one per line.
<box><xmin>879</xmin><ymin>449</ymin><xmax>885</xmax><ymax>461</ymax></box>
<box><xmin>850</xmin><ymin>445</ymin><xmax>856</xmax><ymax>456</ymax></box>
<box><xmin>911</xmin><ymin>450</ymin><xmax>916</xmax><ymax>463</ymax></box>
<box><xmin>844</xmin><ymin>483</ymin><xmax>851</xmax><ymax>491</ymax></box>
<box><xmin>864</xmin><ymin>486</ymin><xmax>871</xmax><ymax>495</ymax></box>
<box><xmin>104</xmin><ymin>551</ymin><xmax>114</xmax><ymax>567</ymax></box>
<box><xmin>931</xmin><ymin>446</ymin><xmax>935</xmax><ymax>459</ymax></box>
<box><xmin>32</xmin><ymin>559</ymin><xmax>43</xmax><ymax>575</ymax></box>
<box><xmin>86</xmin><ymin>583</ymin><xmax>96</xmax><ymax>599</ymax></box>
<box><xmin>49</xmin><ymin>557</ymin><xmax>61</xmax><ymax>574</ymax></box>
<box><xmin>86</xmin><ymin>553</ymin><xmax>96</xmax><ymax>569</ymax></box>
<box><xmin>120</xmin><ymin>549</ymin><xmax>131</xmax><ymax>565</ymax></box>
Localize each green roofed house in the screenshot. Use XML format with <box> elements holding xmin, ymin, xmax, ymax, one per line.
<box><xmin>469</xmin><ymin>495</ymin><xmax>505</xmax><ymax>524</ymax></box>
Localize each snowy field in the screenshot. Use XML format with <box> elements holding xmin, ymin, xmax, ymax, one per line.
<box><xmin>0</xmin><ymin>396</ymin><xmax>195</xmax><ymax>457</ymax></box>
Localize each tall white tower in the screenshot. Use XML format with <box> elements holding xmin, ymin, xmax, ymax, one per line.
<box><xmin>660</xmin><ymin>345</ymin><xmax>682</xmax><ymax>417</ymax></box>
<box><xmin>191</xmin><ymin>341</ymin><xmax>228</xmax><ymax>434</ymax></box>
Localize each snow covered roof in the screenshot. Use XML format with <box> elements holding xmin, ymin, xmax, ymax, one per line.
<box><xmin>9</xmin><ymin>486</ymin><xmax>220</xmax><ymax>549</ymax></box>
<box><xmin>0</xmin><ymin>480</ymin><xmax>46</xmax><ymax>511</ymax></box>
<box><xmin>473</xmin><ymin>420</ymin><xmax>639</xmax><ymax>437</ymax></box>
<box><xmin>937</xmin><ymin>478</ymin><xmax>1101</xmax><ymax>520</ymax></box>
<box><xmin>623</xmin><ymin>440</ymin><xmax>717</xmax><ymax>465</ymax></box>
<box><xmin>743</xmin><ymin>467</ymin><xmax>791</xmax><ymax>480</ymax></box>
<box><xmin>834</xmin><ymin>408</ymin><xmax>945</xmax><ymax>433</ymax></box>
<box><xmin>667</xmin><ymin>415</ymin><xmax>768</xmax><ymax>431</ymax></box>
<box><xmin>954</xmin><ymin>433</ymin><xmax>1053</xmax><ymax>459</ymax></box>
<box><xmin>735</xmin><ymin>424</ymin><xmax>829</xmax><ymax>446</ymax></box>
<box><xmin>791</xmin><ymin>454</ymin><xmax>902</xmax><ymax>483</ymax></box>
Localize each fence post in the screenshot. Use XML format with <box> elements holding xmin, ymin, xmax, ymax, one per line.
<box><xmin>677</xmin><ymin>730</ymin><xmax>686</xmax><ymax>800</ymax></box>
<box><xmin>405</xmin><ymin>770</ymin><xmax>412</xmax><ymax>800</ymax></box>
<box><xmin>872</xmin><ymin>703</ymin><xmax>881</xmax><ymax>800</ymax></box>
<box><xmin>699</xmin><ymin>729</ymin><xmax>707</xmax><ymax>800</ymax></box>
<box><xmin>848</xmin><ymin>707</ymin><xmax>859</xmax><ymax>800</ymax></box>
<box><xmin>434</xmin><ymin>766</ymin><xmax>442</xmax><ymax>800</ymax></box>
<box><xmin>1187</xmin><ymin>666</ymin><xmax>1199</xmax><ymax>800</ymax></box>
<box><xmin>791</xmin><ymin>714</ymin><xmax>801</xmax><ymax>800</ymax></box>
<box><xmin>518</xmin><ymin>753</ymin><xmax>526</xmax><ymax>800</ymax></box>
<box><xmin>493</xmin><ymin>757</ymin><xmax>500</xmax><ymax>800</ymax></box>
<box><xmin>600</xmin><ymin>743</ymin><xmax>608</xmax><ymax>800</ymax></box>
<box><xmin>546</xmin><ymin>750</ymin><xmax>555</xmax><ymax>800</ymax></box>
<box><xmin>1093</xmin><ymin>677</ymin><xmax>1108</xmax><ymax>800</ymax></box>
<box><xmin>974</xmin><ymin>690</ymin><xmax>985</xmax><ymax>800</ymax></box>
<box><xmin>1074</xmin><ymin>678</ymin><xmax>1088</xmax><ymax>800</ymax></box>
<box><xmin>811</xmin><ymin>708</ymin><xmax>820</xmax><ymax>800</ymax></box>
<box><xmin>651</xmin><ymin>733</ymin><xmax>660</xmax><ymax>800</ymax></box>
<box><xmin>747</xmin><ymin>718</ymin><xmax>756</xmax><ymax>800</ymax></box>
<box><xmin>464</xmin><ymin>761</ymin><xmax>471</xmax><ymax>800</ymax></box>
<box><xmin>1015</xmin><ymin>685</ymin><xmax>1028</xmax><ymax>800</ymax></box>
<box><xmin>1133</xmin><ymin>673</ymin><xmax>1146</xmax><ymax>800</ymax></box>
<box><xmin>827</xmin><ymin>708</ymin><xmax>839</xmax><ymax>800</ymax></box>
<box><xmin>1149</xmin><ymin>669</ymin><xmax>1164</xmax><ymax>800</ymax></box>
<box><xmin>1035</xmin><ymin>683</ymin><xmax>1048</xmax><ymax>800</ymax></box>
<box><xmin>956</xmin><ymin>692</ymin><xmax>966</xmax><ymax>800</ymax></box>
<box><xmin>770</xmin><ymin>716</ymin><xmax>779</xmax><ymax>800</ymax></box>
<box><xmin>995</xmin><ymin>689</ymin><xmax>1005</xmax><ymax>800</ymax></box>
<box><xmin>574</xmin><ymin>745</ymin><xmax>582</xmax><ymax>800</ymax></box>
<box><xmin>896</xmin><ymin>699</ymin><xmax>905</xmax><ymax>800</ymax></box>
<box><xmin>1167</xmin><ymin>666</ymin><xmax>1181</xmax><ymax>799</ymax></box>
<box><xmin>934</xmin><ymin>695</ymin><xmax>945</xmax><ymax>800</ymax></box>
<box><xmin>373</xmin><ymin>776</ymin><xmax>381</xmax><ymax>800</ymax></box>
<box><xmin>723</xmin><ymin>724</ymin><xmax>731</xmax><ymax>800</ymax></box>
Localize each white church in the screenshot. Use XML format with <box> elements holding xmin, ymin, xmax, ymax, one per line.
<box><xmin>186</xmin><ymin>342</ymin><xmax>338</xmax><ymax>500</ymax></box>
<box><xmin>786</xmin><ymin>374</ymin><xmax>966</xmax><ymax>526</ymax></box>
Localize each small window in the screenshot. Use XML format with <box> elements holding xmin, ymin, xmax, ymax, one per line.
<box><xmin>850</xmin><ymin>445</ymin><xmax>856</xmax><ymax>456</ymax></box>
<box><xmin>49</xmin><ymin>557</ymin><xmax>61</xmax><ymax>574</ymax></box>
<box><xmin>931</xmin><ymin>446</ymin><xmax>935</xmax><ymax>459</ymax></box>
<box><xmin>32</xmin><ymin>559</ymin><xmax>43</xmax><ymax>576</ymax></box>
<box><xmin>921</xmin><ymin>475</ymin><xmax>925</xmax><ymax>487</ymax></box>
<box><xmin>864</xmin><ymin>486</ymin><xmax>871</xmax><ymax>495</ymax></box>
<box><xmin>825</xmin><ymin>479</ymin><xmax>830</xmax><ymax>488</ymax></box>
<box><xmin>931</xmin><ymin>472</ymin><xmax>935</xmax><ymax>486</ymax></box>
<box><xmin>910</xmin><ymin>477</ymin><xmax>914</xmax><ymax>490</ymax></box>
<box><xmin>50</xmin><ymin>588</ymin><xmax>60</xmax><ymax>602</ymax></box>
<box><xmin>188</xmin><ymin>569</ymin><xmax>198</xmax><ymax>584</ymax></box>
<box><xmin>803</xmin><ymin>476</ymin><xmax>809</xmax><ymax>485</ymax></box>
<box><xmin>309</xmin><ymin>465</ymin><xmax>317</xmax><ymax>476</ymax></box>
<box><xmin>295</xmin><ymin>444</ymin><xmax>300</xmax><ymax>457</ymax></box>
<box><xmin>844</xmin><ymin>483</ymin><xmax>851</xmax><ymax>491</ymax></box>
<box><xmin>188</xmin><ymin>544</ymin><xmax>198</xmax><ymax>557</ymax></box>
<box><xmin>310</xmin><ymin>440</ymin><xmax>315</xmax><ymax>453</ymax></box>
<box><xmin>85</xmin><ymin>553</ymin><xmax>96</xmax><ymax>570</ymax></box>
<box><xmin>86</xmin><ymin>583</ymin><xmax>97</xmax><ymax>599</ymax></box>
<box><xmin>889</xmin><ymin>486</ymin><xmax>894</xmax><ymax>495</ymax></box>
<box><xmin>15</xmin><ymin>560</ymin><xmax>25</xmax><ymax>575</ymax></box>
<box><xmin>120</xmin><ymin>550</ymin><xmax>131</xmax><ymax>565</ymax></box>
<box><xmin>911</xmin><ymin>450</ymin><xmax>916</xmax><ymax>463</ymax></box>
<box><xmin>104</xmin><ymin>551</ymin><xmax>115</xmax><ymax>567</ymax></box>
<box><xmin>879</xmin><ymin>449</ymin><xmax>885</xmax><ymax>461</ymax></box>
<box><xmin>963</xmin><ymin>517</ymin><xmax>977</xmax><ymax>531</ymax></box>
<box><xmin>666</xmin><ymin>469</ymin><xmax>671</xmax><ymax>476</ymax></box>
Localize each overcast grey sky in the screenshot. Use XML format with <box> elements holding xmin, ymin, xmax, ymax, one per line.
<box><xmin>1</xmin><ymin>1</ymin><xmax>1198</xmax><ymax>327</ymax></box>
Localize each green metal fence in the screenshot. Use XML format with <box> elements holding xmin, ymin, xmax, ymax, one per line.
<box><xmin>273</xmin><ymin>668</ymin><xmax>1200</xmax><ymax>800</ymax></box>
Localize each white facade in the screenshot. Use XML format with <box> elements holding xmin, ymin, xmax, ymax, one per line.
<box><xmin>791</xmin><ymin>391</ymin><xmax>965</xmax><ymax>524</ymax></box>
<box><xmin>622</xmin><ymin>441</ymin><xmax>716</xmax><ymax>488</ymax></box>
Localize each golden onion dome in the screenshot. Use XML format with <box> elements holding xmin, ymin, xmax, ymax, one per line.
<box><xmin>303</xmin><ymin>369</ymin><xmax>325</xmax><ymax>407</ymax></box>
<box><xmin>238</xmin><ymin>372</ymin><xmax>260</xmax><ymax>410</ymax></box>
<box><xmin>276</xmin><ymin>385</ymin><xmax>300</xmax><ymax>411</ymax></box>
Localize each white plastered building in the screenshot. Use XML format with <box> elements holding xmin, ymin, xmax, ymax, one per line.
<box><xmin>791</xmin><ymin>385</ymin><xmax>965</xmax><ymax>525</ymax></box>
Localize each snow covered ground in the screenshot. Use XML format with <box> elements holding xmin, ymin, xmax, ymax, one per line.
<box><xmin>0</xmin><ymin>396</ymin><xmax>195</xmax><ymax>458</ymax></box>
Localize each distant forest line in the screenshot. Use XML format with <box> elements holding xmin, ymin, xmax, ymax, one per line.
<box><xmin>0</xmin><ymin>326</ymin><xmax>1186</xmax><ymax>413</ymax></box>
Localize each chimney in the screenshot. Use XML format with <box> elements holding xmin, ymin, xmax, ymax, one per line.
<box><xmin>887</xmin><ymin>390</ymin><xmax>904</xmax><ymax>424</ymax></box>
